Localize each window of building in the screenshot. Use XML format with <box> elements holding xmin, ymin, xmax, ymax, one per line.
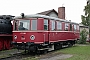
<box><xmin>51</xmin><ymin>20</ymin><xmax>55</xmax><ymax>30</ymax></box>
<box><xmin>65</xmin><ymin>23</ymin><xmax>69</xmax><ymax>31</ymax></box>
<box><xmin>31</xmin><ymin>20</ymin><xmax>37</xmax><ymax>30</ymax></box>
<box><xmin>57</xmin><ymin>21</ymin><xmax>62</xmax><ymax>30</ymax></box>
<box><xmin>44</xmin><ymin>19</ymin><xmax>48</xmax><ymax>30</ymax></box>
<box><xmin>74</xmin><ymin>24</ymin><xmax>77</xmax><ymax>31</ymax></box>
<box><xmin>18</xmin><ymin>20</ymin><xmax>30</xmax><ymax>30</ymax></box>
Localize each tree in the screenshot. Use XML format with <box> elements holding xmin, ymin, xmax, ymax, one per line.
<box><xmin>78</xmin><ymin>29</ymin><xmax>88</xmax><ymax>44</ymax></box>
<box><xmin>81</xmin><ymin>0</ymin><xmax>90</xmax><ymax>33</ymax></box>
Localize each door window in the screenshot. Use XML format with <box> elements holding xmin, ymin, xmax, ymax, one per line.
<box><xmin>31</xmin><ymin>20</ymin><xmax>37</xmax><ymax>30</ymax></box>
<box><xmin>57</xmin><ymin>21</ymin><xmax>62</xmax><ymax>30</ymax></box>
<box><xmin>51</xmin><ymin>20</ymin><xmax>55</xmax><ymax>30</ymax></box>
<box><xmin>44</xmin><ymin>19</ymin><xmax>48</xmax><ymax>30</ymax></box>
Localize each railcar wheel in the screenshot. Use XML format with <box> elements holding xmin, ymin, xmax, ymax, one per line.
<box><xmin>68</xmin><ymin>42</ymin><xmax>73</xmax><ymax>47</ymax></box>
<box><xmin>36</xmin><ymin>50</ymin><xmax>41</xmax><ymax>54</ymax></box>
<box><xmin>44</xmin><ymin>49</ymin><xmax>48</xmax><ymax>54</ymax></box>
<box><xmin>54</xmin><ymin>43</ymin><xmax>62</xmax><ymax>50</ymax></box>
<box><xmin>41</xmin><ymin>49</ymin><xmax>48</xmax><ymax>54</ymax></box>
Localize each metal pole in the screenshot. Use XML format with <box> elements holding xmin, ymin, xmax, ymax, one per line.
<box><xmin>89</xmin><ymin>0</ymin><xmax>90</xmax><ymax>35</ymax></box>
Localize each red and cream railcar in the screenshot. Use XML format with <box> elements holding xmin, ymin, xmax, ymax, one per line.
<box><xmin>12</xmin><ymin>14</ymin><xmax>80</xmax><ymax>52</ymax></box>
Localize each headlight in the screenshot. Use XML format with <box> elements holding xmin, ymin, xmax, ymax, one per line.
<box><xmin>30</xmin><ymin>35</ymin><xmax>35</xmax><ymax>40</ymax></box>
<box><xmin>14</xmin><ymin>35</ymin><xmax>17</xmax><ymax>40</ymax></box>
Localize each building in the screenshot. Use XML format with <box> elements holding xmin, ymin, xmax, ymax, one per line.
<box><xmin>79</xmin><ymin>23</ymin><xmax>89</xmax><ymax>38</ymax></box>
<box><xmin>37</xmin><ymin>7</ymin><xmax>65</xmax><ymax>19</ymax></box>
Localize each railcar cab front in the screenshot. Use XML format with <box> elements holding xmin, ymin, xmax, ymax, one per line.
<box><xmin>12</xmin><ymin>15</ymin><xmax>50</xmax><ymax>51</ymax></box>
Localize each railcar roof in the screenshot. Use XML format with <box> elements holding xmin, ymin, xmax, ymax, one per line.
<box><xmin>14</xmin><ymin>14</ymin><xmax>78</xmax><ymax>24</ymax></box>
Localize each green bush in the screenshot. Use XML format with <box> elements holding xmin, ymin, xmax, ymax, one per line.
<box><xmin>78</xmin><ymin>29</ymin><xmax>88</xmax><ymax>44</ymax></box>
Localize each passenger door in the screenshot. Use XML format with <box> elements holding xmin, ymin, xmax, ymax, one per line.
<box><xmin>43</xmin><ymin>19</ymin><xmax>49</xmax><ymax>44</ymax></box>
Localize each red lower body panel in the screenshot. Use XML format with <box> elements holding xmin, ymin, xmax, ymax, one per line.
<box><xmin>13</xmin><ymin>31</ymin><xmax>79</xmax><ymax>44</ymax></box>
<box><xmin>0</xmin><ymin>36</ymin><xmax>12</xmax><ymax>50</ymax></box>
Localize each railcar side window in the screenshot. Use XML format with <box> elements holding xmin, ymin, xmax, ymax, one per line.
<box><xmin>18</xmin><ymin>20</ymin><xmax>30</xmax><ymax>30</ymax></box>
<box><xmin>70</xmin><ymin>24</ymin><xmax>72</xmax><ymax>31</ymax></box>
<box><xmin>74</xmin><ymin>25</ymin><xmax>77</xmax><ymax>31</ymax></box>
<box><xmin>57</xmin><ymin>21</ymin><xmax>62</xmax><ymax>30</ymax></box>
<box><xmin>65</xmin><ymin>23</ymin><xmax>69</xmax><ymax>31</ymax></box>
<box><xmin>44</xmin><ymin>19</ymin><xmax>48</xmax><ymax>30</ymax></box>
<box><xmin>51</xmin><ymin>20</ymin><xmax>55</xmax><ymax>30</ymax></box>
<box><xmin>14</xmin><ymin>20</ymin><xmax>17</xmax><ymax>30</ymax></box>
<box><xmin>31</xmin><ymin>20</ymin><xmax>37</xmax><ymax>30</ymax></box>
<box><xmin>77</xmin><ymin>25</ymin><xmax>79</xmax><ymax>30</ymax></box>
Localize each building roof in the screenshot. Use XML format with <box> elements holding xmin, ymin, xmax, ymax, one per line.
<box><xmin>37</xmin><ymin>9</ymin><xmax>58</xmax><ymax>16</ymax></box>
<box><xmin>79</xmin><ymin>23</ymin><xmax>89</xmax><ymax>28</ymax></box>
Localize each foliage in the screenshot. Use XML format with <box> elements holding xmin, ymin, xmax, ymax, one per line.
<box><xmin>81</xmin><ymin>0</ymin><xmax>90</xmax><ymax>33</ymax></box>
<box><xmin>78</xmin><ymin>29</ymin><xmax>88</xmax><ymax>44</ymax></box>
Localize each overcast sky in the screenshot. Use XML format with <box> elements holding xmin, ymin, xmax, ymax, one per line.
<box><xmin>0</xmin><ymin>0</ymin><xmax>87</xmax><ymax>23</ymax></box>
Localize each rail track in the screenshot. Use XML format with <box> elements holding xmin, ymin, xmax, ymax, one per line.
<box><xmin>0</xmin><ymin>49</ymin><xmax>36</xmax><ymax>60</ymax></box>
<box><xmin>0</xmin><ymin>45</ymin><xmax>71</xmax><ymax>60</ymax></box>
<box><xmin>0</xmin><ymin>51</ymin><xmax>36</xmax><ymax>60</ymax></box>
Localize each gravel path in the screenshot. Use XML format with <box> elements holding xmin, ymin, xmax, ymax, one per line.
<box><xmin>40</xmin><ymin>54</ymin><xmax>72</xmax><ymax>60</ymax></box>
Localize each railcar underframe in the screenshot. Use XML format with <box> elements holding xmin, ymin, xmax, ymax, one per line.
<box><xmin>13</xmin><ymin>40</ymin><xmax>76</xmax><ymax>53</ymax></box>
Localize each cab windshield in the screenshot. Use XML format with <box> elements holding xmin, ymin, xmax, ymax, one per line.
<box><xmin>14</xmin><ymin>20</ymin><xmax>30</xmax><ymax>31</ymax></box>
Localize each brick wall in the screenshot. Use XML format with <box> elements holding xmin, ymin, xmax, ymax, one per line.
<box><xmin>58</xmin><ymin>7</ymin><xmax>65</xmax><ymax>19</ymax></box>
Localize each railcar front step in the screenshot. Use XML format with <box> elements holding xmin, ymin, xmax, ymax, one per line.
<box><xmin>38</xmin><ymin>48</ymin><xmax>49</xmax><ymax>50</ymax></box>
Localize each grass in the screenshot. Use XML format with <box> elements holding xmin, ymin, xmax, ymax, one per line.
<box><xmin>57</xmin><ymin>44</ymin><xmax>90</xmax><ymax>60</ymax></box>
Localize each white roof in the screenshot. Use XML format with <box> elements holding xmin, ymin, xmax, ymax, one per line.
<box><xmin>79</xmin><ymin>23</ymin><xmax>89</xmax><ymax>28</ymax></box>
<box><xmin>14</xmin><ymin>14</ymin><xmax>78</xmax><ymax>24</ymax></box>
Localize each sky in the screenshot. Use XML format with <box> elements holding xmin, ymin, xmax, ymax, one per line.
<box><xmin>0</xmin><ymin>0</ymin><xmax>87</xmax><ymax>23</ymax></box>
